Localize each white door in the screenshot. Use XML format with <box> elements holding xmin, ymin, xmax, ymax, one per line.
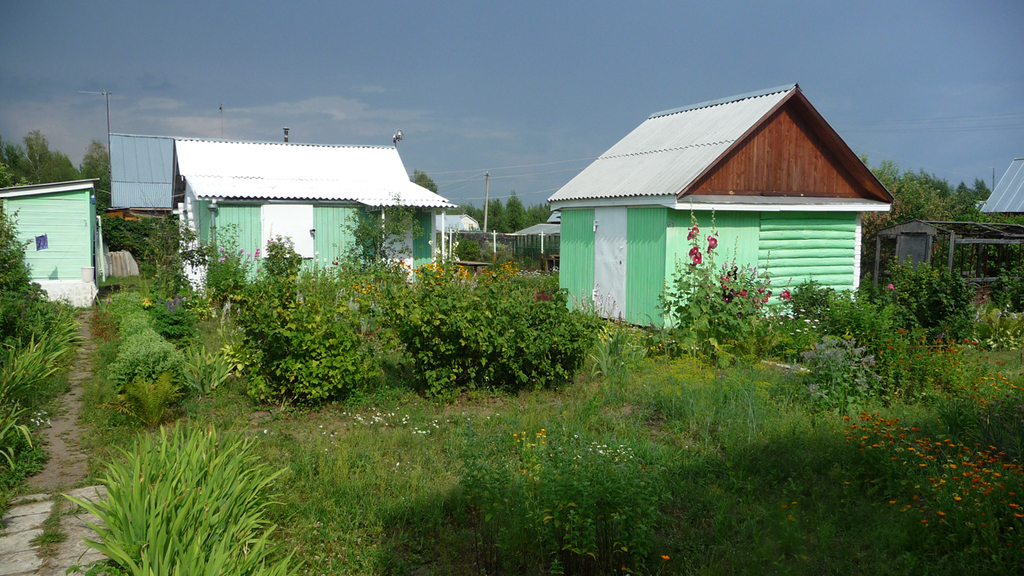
<box><xmin>593</xmin><ymin>206</ymin><xmax>627</xmax><ymax>320</ymax></box>
<box><xmin>261</xmin><ymin>204</ymin><xmax>315</xmax><ymax>258</ymax></box>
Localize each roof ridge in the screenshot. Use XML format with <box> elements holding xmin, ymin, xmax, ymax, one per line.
<box><xmin>648</xmin><ymin>83</ymin><xmax>797</xmax><ymax>119</ymax></box>
<box><xmin>598</xmin><ymin>140</ymin><xmax>736</xmax><ymax>160</ymax></box>
<box><xmin>177</xmin><ymin>138</ymin><xmax>393</xmax><ymax>150</ymax></box>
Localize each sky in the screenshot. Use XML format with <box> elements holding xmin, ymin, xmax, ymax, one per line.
<box><xmin>1</xmin><ymin>0</ymin><xmax>1021</xmax><ymax>207</ymax></box>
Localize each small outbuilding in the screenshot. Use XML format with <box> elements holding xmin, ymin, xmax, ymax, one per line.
<box><xmin>174</xmin><ymin>138</ymin><xmax>454</xmax><ymax>271</ymax></box>
<box><xmin>0</xmin><ymin>180</ymin><xmax>100</xmax><ymax>307</ymax></box>
<box><xmin>549</xmin><ymin>84</ymin><xmax>892</xmax><ymax>325</ymax></box>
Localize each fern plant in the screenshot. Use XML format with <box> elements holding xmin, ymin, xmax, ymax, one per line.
<box><xmin>102</xmin><ymin>372</ymin><xmax>181</xmax><ymax>427</ymax></box>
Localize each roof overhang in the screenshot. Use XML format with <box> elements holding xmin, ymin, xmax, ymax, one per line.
<box><xmin>0</xmin><ymin>179</ymin><xmax>97</xmax><ymax>199</ymax></box>
<box><xmin>551</xmin><ymin>193</ymin><xmax>889</xmax><ymax>213</ymax></box>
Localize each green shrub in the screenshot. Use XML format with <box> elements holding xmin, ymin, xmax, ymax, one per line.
<box><xmin>393</xmin><ymin>263</ymin><xmax>598</xmax><ymax>395</ymax></box>
<box><xmin>205</xmin><ymin>226</ymin><xmax>256</xmax><ymax>303</ymax></box>
<box><xmin>882</xmin><ymin>263</ymin><xmax>975</xmax><ymax>341</ymax></box>
<box><xmin>976</xmin><ymin>305</ymin><xmax>1024</xmax><ymax>350</ymax></box>
<box><xmin>148</xmin><ymin>295</ymin><xmax>197</xmax><ymax>342</ymax></box>
<box><xmin>990</xmin><ymin>267</ymin><xmax>1024</xmax><ymax>312</ymax></box>
<box><xmin>801</xmin><ymin>336</ymin><xmax>883</xmax><ymax>412</ymax></box>
<box><xmin>66</xmin><ymin>425</ymin><xmax>294</xmax><ymax>576</ymax></box>
<box><xmin>108</xmin><ymin>329</ymin><xmax>184</xmax><ymax>387</ymax></box>
<box><xmin>0</xmin><ymin>208</ymin><xmax>57</xmax><ymax>347</ymax></box>
<box><xmin>235</xmin><ymin>274</ymin><xmax>379</xmax><ymax>403</ymax></box>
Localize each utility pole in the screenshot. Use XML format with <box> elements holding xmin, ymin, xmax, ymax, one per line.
<box><xmin>483</xmin><ymin>171</ymin><xmax>490</xmax><ymax>232</ymax></box>
<box><xmin>220</xmin><ymin>103</ymin><xmax>224</xmax><ymax>138</ymax></box>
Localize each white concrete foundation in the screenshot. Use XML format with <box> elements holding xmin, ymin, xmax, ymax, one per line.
<box><xmin>37</xmin><ymin>280</ymin><xmax>98</xmax><ymax>308</ymax></box>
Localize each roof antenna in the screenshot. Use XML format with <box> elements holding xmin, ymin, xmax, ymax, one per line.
<box><xmin>393</xmin><ymin>129</ymin><xmax>403</xmax><ymax>147</ymax></box>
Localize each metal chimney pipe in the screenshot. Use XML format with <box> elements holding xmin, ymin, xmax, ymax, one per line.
<box><xmin>283</xmin><ymin>127</ymin><xmax>290</xmax><ymax>143</ymax></box>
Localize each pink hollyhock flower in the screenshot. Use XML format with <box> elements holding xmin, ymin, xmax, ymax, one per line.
<box><xmin>689</xmin><ymin>246</ymin><xmax>700</xmax><ymax>258</ymax></box>
<box><xmin>687</xmin><ymin>225</ymin><xmax>699</xmax><ymax>241</ymax></box>
<box><xmin>886</xmin><ymin>283</ymin><xmax>895</xmax><ymax>290</ymax></box>
<box><xmin>740</xmin><ymin>289</ymin><xmax>748</xmax><ymax>298</ymax></box>
<box><xmin>691</xmin><ymin>252</ymin><xmax>703</xmax><ymax>265</ymax></box>
<box><xmin>781</xmin><ymin>289</ymin><xmax>791</xmax><ymax>301</ymax></box>
<box><xmin>707</xmin><ymin>235</ymin><xmax>718</xmax><ymax>251</ymax></box>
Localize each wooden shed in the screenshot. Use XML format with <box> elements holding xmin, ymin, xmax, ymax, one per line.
<box><xmin>548</xmin><ymin>84</ymin><xmax>892</xmax><ymax>325</ymax></box>
<box><xmin>0</xmin><ymin>180</ymin><xmax>100</xmax><ymax>307</ymax></box>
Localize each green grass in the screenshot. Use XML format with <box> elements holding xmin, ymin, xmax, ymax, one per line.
<box><xmin>76</xmin><ymin>303</ymin><xmax>1024</xmax><ymax>575</ymax></box>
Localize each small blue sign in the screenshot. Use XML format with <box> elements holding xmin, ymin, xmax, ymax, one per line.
<box><xmin>35</xmin><ymin>234</ymin><xmax>48</xmax><ymax>250</ymax></box>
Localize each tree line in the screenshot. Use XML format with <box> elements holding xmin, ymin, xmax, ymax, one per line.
<box><xmin>0</xmin><ymin>131</ymin><xmax>111</xmax><ymax>209</ymax></box>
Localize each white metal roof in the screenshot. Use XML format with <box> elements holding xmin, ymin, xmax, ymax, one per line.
<box><xmin>0</xmin><ymin>179</ymin><xmax>96</xmax><ymax>199</ymax></box>
<box><xmin>982</xmin><ymin>158</ymin><xmax>1024</xmax><ymax>213</ymax></box>
<box><xmin>548</xmin><ymin>85</ymin><xmax>794</xmax><ymax>203</ymax></box>
<box><xmin>175</xmin><ymin>139</ymin><xmax>454</xmax><ymax>208</ymax></box>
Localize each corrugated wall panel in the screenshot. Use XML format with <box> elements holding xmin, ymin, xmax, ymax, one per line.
<box><xmin>4</xmin><ymin>191</ymin><xmax>92</xmax><ymax>281</ymax></box>
<box><xmin>413</xmin><ymin>210</ymin><xmax>433</xmax><ymax>267</ymax></box>
<box><xmin>560</xmin><ymin>209</ymin><xmax>595</xmax><ymax>309</ymax></box>
<box><xmin>626</xmin><ymin>208</ymin><xmax>667</xmax><ymax>326</ymax></box>
<box><xmin>759</xmin><ymin>212</ymin><xmax>856</xmax><ymax>291</ymax></box>
<box><xmin>313</xmin><ymin>205</ymin><xmax>357</xmax><ymax>265</ymax></box>
<box><xmin>215</xmin><ymin>204</ymin><xmax>262</xmax><ymax>257</ymax></box>
<box><xmin>666</xmin><ymin>210</ymin><xmax>760</xmax><ymax>281</ymax></box>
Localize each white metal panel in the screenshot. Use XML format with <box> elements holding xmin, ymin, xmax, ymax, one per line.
<box><xmin>549</xmin><ymin>87</ymin><xmax>792</xmax><ymax>203</ymax></box>
<box><xmin>593</xmin><ymin>207</ymin><xmax>627</xmax><ymax>320</ymax></box>
<box><xmin>261</xmin><ymin>204</ymin><xmax>315</xmax><ymax>258</ymax></box>
<box><xmin>174</xmin><ymin>140</ymin><xmax>454</xmax><ymax>208</ymax></box>
<box><xmin>982</xmin><ymin>158</ymin><xmax>1024</xmax><ymax>213</ymax></box>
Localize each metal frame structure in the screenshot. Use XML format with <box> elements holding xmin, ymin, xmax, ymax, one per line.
<box><xmin>874</xmin><ymin>219</ymin><xmax>1024</xmax><ymax>287</ymax></box>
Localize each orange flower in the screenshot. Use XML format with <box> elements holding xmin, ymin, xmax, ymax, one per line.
<box><xmin>661</xmin><ymin>555</ymin><xmax>670</xmax><ymax>561</ymax></box>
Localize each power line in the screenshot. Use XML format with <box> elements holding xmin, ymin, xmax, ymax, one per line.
<box><xmin>426</xmin><ymin>156</ymin><xmax>597</xmax><ymax>175</ymax></box>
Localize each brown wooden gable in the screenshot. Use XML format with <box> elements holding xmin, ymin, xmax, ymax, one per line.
<box><xmin>681</xmin><ymin>89</ymin><xmax>892</xmax><ymax>203</ymax></box>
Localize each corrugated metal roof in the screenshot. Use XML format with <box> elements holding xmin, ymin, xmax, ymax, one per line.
<box><xmin>514</xmin><ymin>223</ymin><xmax>560</xmax><ymax>235</ymax></box>
<box><xmin>548</xmin><ymin>86</ymin><xmax>794</xmax><ymax>203</ymax></box>
<box><xmin>175</xmin><ymin>139</ymin><xmax>454</xmax><ymax>208</ymax></box>
<box><xmin>982</xmin><ymin>158</ymin><xmax>1024</xmax><ymax>213</ymax></box>
<box><xmin>110</xmin><ymin>134</ymin><xmax>175</xmax><ymax>208</ymax></box>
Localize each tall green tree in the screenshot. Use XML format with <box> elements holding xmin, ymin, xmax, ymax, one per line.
<box><xmin>22</xmin><ymin>130</ymin><xmax>79</xmax><ymax>184</ymax></box>
<box><xmin>412</xmin><ymin>170</ymin><xmax>438</xmax><ymax>194</ymax></box>
<box><xmin>526</xmin><ymin>202</ymin><xmax>551</xmax><ymax>226</ymax></box>
<box><xmin>486</xmin><ymin>198</ymin><xmax>505</xmax><ymax>232</ymax></box>
<box><xmin>79</xmin><ymin>139</ymin><xmax>111</xmax><ymax>210</ymax></box>
<box><xmin>504</xmin><ymin>191</ymin><xmax>527</xmax><ymax>232</ymax></box>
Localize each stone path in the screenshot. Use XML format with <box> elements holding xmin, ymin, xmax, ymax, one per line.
<box><xmin>27</xmin><ymin>311</ymin><xmax>95</xmax><ymax>493</ymax></box>
<box><xmin>0</xmin><ymin>311</ymin><xmax>109</xmax><ymax>575</ymax></box>
<box><xmin>0</xmin><ymin>486</ymin><xmax>108</xmax><ymax>575</ymax></box>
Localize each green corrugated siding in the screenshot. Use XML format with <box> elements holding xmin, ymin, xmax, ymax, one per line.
<box><xmin>758</xmin><ymin>212</ymin><xmax>856</xmax><ymax>290</ymax></box>
<box><xmin>560</xmin><ymin>209</ymin><xmax>595</xmax><ymax>309</ymax></box>
<box><xmin>313</xmin><ymin>205</ymin><xmax>358</xmax><ymax>265</ymax></box>
<box><xmin>666</xmin><ymin>210</ymin><xmax>760</xmax><ymax>281</ymax></box>
<box><xmin>197</xmin><ymin>201</ymin><xmax>211</xmax><ymax>244</ymax></box>
<box><xmin>626</xmin><ymin>207</ymin><xmax>667</xmax><ymax>326</ymax></box>
<box><xmin>3</xmin><ymin>190</ymin><xmax>92</xmax><ymax>281</ymax></box>
<box><xmin>413</xmin><ymin>210</ymin><xmax>433</xmax><ymax>267</ymax></box>
<box><xmin>216</xmin><ymin>204</ymin><xmax>262</xmax><ymax>256</ymax></box>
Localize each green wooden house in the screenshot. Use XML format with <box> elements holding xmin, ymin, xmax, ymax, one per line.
<box><xmin>0</xmin><ymin>179</ymin><xmax>100</xmax><ymax>307</ymax></box>
<box><xmin>173</xmin><ymin>139</ymin><xmax>453</xmax><ymax>276</ymax></box>
<box><xmin>548</xmin><ymin>84</ymin><xmax>892</xmax><ymax>325</ymax></box>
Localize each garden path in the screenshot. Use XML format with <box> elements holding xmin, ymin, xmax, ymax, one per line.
<box><xmin>0</xmin><ymin>311</ymin><xmax>108</xmax><ymax>575</ymax></box>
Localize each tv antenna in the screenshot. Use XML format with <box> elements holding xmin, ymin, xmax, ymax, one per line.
<box><xmin>393</xmin><ymin>129</ymin><xmax>404</xmax><ymax>147</ymax></box>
